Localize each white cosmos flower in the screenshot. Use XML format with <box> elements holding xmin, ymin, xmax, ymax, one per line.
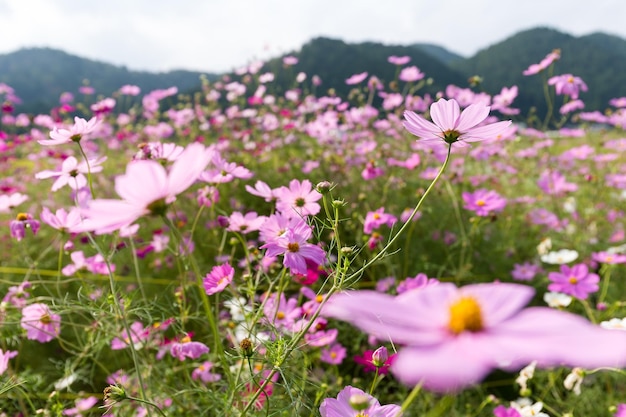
<box><xmin>600</xmin><ymin>317</ymin><xmax>626</xmax><ymax>330</ymax></box>
<box><xmin>543</xmin><ymin>292</ymin><xmax>573</xmax><ymax>308</ymax></box>
<box><xmin>540</xmin><ymin>249</ymin><xmax>579</xmax><ymax>264</ymax></box>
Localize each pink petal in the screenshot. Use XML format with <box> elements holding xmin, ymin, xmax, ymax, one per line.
<box><xmin>168</xmin><ymin>143</ymin><xmax>214</xmax><ymax>196</ymax></box>
<box><xmin>430</xmin><ymin>99</ymin><xmax>460</xmax><ymax>131</ymax></box>
<box><xmin>403</xmin><ymin>111</ymin><xmax>441</xmax><ymax>140</ymax></box>
<box><xmin>115</xmin><ymin>161</ymin><xmax>168</xmax><ymax>206</ymax></box>
<box><xmin>460</xmin><ymin>283</ymin><xmax>535</xmax><ymax>327</ymax></box>
<box><xmin>455</xmin><ymin>103</ymin><xmax>490</xmax><ymax>132</ymax></box>
<box><xmin>462</xmin><ymin>120</ymin><xmax>512</xmax><ymax>142</ymax></box>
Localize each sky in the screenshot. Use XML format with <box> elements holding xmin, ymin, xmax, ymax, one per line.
<box><xmin>0</xmin><ymin>0</ymin><xmax>624</xmax><ymax>74</ymax></box>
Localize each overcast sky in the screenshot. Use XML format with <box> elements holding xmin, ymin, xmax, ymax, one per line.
<box><xmin>0</xmin><ymin>0</ymin><xmax>624</xmax><ymax>73</ymax></box>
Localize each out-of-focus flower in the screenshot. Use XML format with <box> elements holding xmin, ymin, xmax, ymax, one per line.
<box><xmin>39</xmin><ymin>116</ymin><xmax>101</xmax><ymax>146</ymax></box>
<box><xmin>319</xmin><ymin>385</ymin><xmax>401</xmax><ymax>417</ymax></box>
<box><xmin>21</xmin><ymin>303</ymin><xmax>61</xmax><ymax>342</ymax></box>
<box><xmin>10</xmin><ymin>213</ymin><xmax>40</xmax><ymax>241</ymax></box>
<box><xmin>540</xmin><ymin>249</ymin><xmax>578</xmax><ymax>264</ymax></box>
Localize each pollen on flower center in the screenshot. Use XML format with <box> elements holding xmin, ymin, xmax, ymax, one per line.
<box><xmin>442</xmin><ymin>129</ymin><xmax>461</xmax><ymax>144</ymax></box>
<box><xmin>287</xmin><ymin>242</ymin><xmax>300</xmax><ymax>253</ymax></box>
<box><xmin>276</xmin><ymin>311</ymin><xmax>285</xmax><ymax>320</ymax></box>
<box><xmin>448</xmin><ymin>296</ymin><xmax>484</xmax><ymax>334</ymax></box>
<box><xmin>16</xmin><ymin>212</ymin><xmax>29</xmax><ymax>221</ymax></box>
<box><xmin>476</xmin><ymin>199</ymin><xmax>486</xmax><ymax>207</ymax></box>
<box><xmin>568</xmin><ymin>276</ymin><xmax>578</xmax><ymax>284</ymax></box>
<box><xmin>40</xmin><ymin>313</ymin><xmax>52</xmax><ymax>325</ymax></box>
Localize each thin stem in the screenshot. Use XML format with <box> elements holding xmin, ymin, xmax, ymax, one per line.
<box><xmin>347</xmin><ymin>144</ymin><xmax>452</xmax><ymax>282</ymax></box>
<box><xmin>76</xmin><ymin>142</ymin><xmax>95</xmax><ymax>198</ymax></box>
<box><xmin>395</xmin><ymin>382</ymin><xmax>422</xmax><ymax>417</ymax></box>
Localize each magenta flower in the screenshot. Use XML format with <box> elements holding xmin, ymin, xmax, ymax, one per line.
<box><xmin>77</xmin><ymin>143</ymin><xmax>213</xmax><ymax>234</ymax></box>
<box><xmin>275</xmin><ymin>179</ymin><xmax>322</xmax><ymax>217</ymax></box>
<box><xmin>10</xmin><ymin>213</ymin><xmax>40</xmax><ymax>241</ymax></box>
<box><xmin>170</xmin><ymin>337</ymin><xmax>210</xmax><ymax>361</ymax></box>
<box><xmin>39</xmin><ymin>116</ymin><xmax>101</xmax><ymax>146</ymax></box>
<box><xmin>493</xmin><ymin>405</ymin><xmax>522</xmax><ymax>417</ymax></box>
<box><xmin>203</xmin><ymin>263</ymin><xmax>234</xmax><ymax>295</ymax></box>
<box><xmin>403</xmin><ymin>98</ymin><xmax>511</xmax><ymax>147</ymax></box>
<box><xmin>260</xmin><ymin>222</ymin><xmax>326</xmax><ymax>276</ymax></box>
<box><xmin>21</xmin><ymin>303</ymin><xmax>61</xmax><ymax>343</ymax></box>
<box><xmin>363</xmin><ymin>208</ymin><xmax>397</xmax><ymax>234</ymax></box>
<box><xmin>548</xmin><ymin>74</ymin><xmax>588</xmax><ymax>99</ymax></box>
<box><xmin>548</xmin><ymin>263</ymin><xmax>600</xmax><ymax>300</ymax></box>
<box><xmin>354</xmin><ymin>349</ymin><xmax>396</xmax><ymax>374</ymax></box>
<box><xmin>320</xmin><ymin>343</ymin><xmax>347</xmax><ymax>365</ymax></box>
<box><xmin>462</xmin><ymin>189</ymin><xmax>507</xmax><ymax>216</ymax></box>
<box><xmin>323</xmin><ymin>282</ymin><xmax>626</xmax><ymax>392</ymax></box>
<box><xmin>319</xmin><ymin>385</ymin><xmax>401</xmax><ymax>417</ymax></box>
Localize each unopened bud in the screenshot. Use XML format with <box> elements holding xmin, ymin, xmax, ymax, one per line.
<box><xmin>371</xmin><ymin>346</ymin><xmax>388</xmax><ymax>367</ymax></box>
<box><xmin>315</xmin><ymin>181</ymin><xmax>332</xmax><ymax>194</ymax></box>
<box><xmin>240</xmin><ymin>338</ymin><xmax>254</xmax><ymax>358</ymax></box>
<box><xmin>349</xmin><ymin>393</ymin><xmax>371</xmax><ymax>411</ymax></box>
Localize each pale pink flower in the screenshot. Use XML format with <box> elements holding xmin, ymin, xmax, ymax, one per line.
<box><xmin>35</xmin><ymin>156</ymin><xmax>106</xmax><ymax>191</ymax></box>
<box><xmin>39</xmin><ymin>117</ymin><xmax>101</xmax><ymax>146</ymax></box>
<box><xmin>76</xmin><ymin>143</ymin><xmax>213</xmax><ymax>234</ymax></box>
<box><xmin>0</xmin><ymin>192</ymin><xmax>28</xmax><ymax>213</ymax></box>
<box><xmin>40</xmin><ymin>207</ymin><xmax>83</xmax><ymax>233</ymax></box>
<box><xmin>323</xmin><ymin>282</ymin><xmax>626</xmax><ymax>392</ymax></box>
<box><xmin>403</xmin><ymin>98</ymin><xmax>511</xmax><ymax>147</ymax></box>
<box><xmin>345</xmin><ymin>72</ymin><xmax>368</xmax><ymax>85</ymax></box>
<box><xmin>0</xmin><ymin>349</ymin><xmax>17</xmax><ymax>376</ymax></box>
<box><xmin>399</xmin><ymin>66</ymin><xmax>424</xmax><ymax>82</ymax></box>
<box><xmin>275</xmin><ymin>179</ymin><xmax>322</xmax><ymax>217</ymax></box>
<box><xmin>21</xmin><ymin>303</ymin><xmax>61</xmax><ymax>343</ymax></box>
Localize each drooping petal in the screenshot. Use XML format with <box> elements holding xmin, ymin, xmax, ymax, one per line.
<box><xmin>430</xmin><ymin>99</ymin><xmax>460</xmax><ymax>131</ymax></box>
<box><xmin>77</xmin><ymin>199</ymin><xmax>147</xmax><ymax>234</ymax></box>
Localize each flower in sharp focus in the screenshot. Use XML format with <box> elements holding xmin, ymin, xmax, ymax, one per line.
<box><xmin>319</xmin><ymin>385</ymin><xmax>401</xmax><ymax>417</ymax></box>
<box><xmin>403</xmin><ymin>98</ymin><xmax>512</xmax><ymax>147</ymax></box>
<box><xmin>323</xmin><ymin>282</ymin><xmax>626</xmax><ymax>392</ymax></box>
<box><xmin>35</xmin><ymin>156</ymin><xmax>106</xmax><ymax>192</ymax></box>
<box><xmin>21</xmin><ymin>303</ymin><xmax>61</xmax><ymax>343</ymax></box>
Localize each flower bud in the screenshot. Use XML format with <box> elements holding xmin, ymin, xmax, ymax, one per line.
<box><xmin>349</xmin><ymin>393</ymin><xmax>371</xmax><ymax>411</ymax></box>
<box><xmin>371</xmin><ymin>346</ymin><xmax>388</xmax><ymax>367</ymax></box>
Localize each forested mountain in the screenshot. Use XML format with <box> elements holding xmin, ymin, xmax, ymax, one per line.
<box><xmin>2</xmin><ymin>27</ymin><xmax>626</xmax><ymax>116</ymax></box>
<box><xmin>454</xmin><ymin>27</ymin><xmax>626</xmax><ymax>114</ymax></box>
<box><xmin>0</xmin><ymin>47</ymin><xmax>217</xmax><ymax>113</ymax></box>
<box><xmin>255</xmin><ymin>37</ymin><xmax>468</xmax><ymax>100</ymax></box>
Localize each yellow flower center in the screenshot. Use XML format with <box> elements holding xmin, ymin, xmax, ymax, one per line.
<box><xmin>180</xmin><ymin>335</ymin><xmax>191</xmax><ymax>344</ymax></box>
<box><xmin>448</xmin><ymin>297</ymin><xmax>484</xmax><ymax>334</ymax></box>
<box><xmin>476</xmin><ymin>199</ymin><xmax>486</xmax><ymax>207</ymax></box>
<box><xmin>568</xmin><ymin>276</ymin><xmax>578</xmax><ymax>284</ymax></box>
<box><xmin>276</xmin><ymin>311</ymin><xmax>285</xmax><ymax>320</ymax></box>
<box><xmin>287</xmin><ymin>242</ymin><xmax>300</xmax><ymax>253</ymax></box>
<box><xmin>40</xmin><ymin>313</ymin><xmax>52</xmax><ymax>325</ymax></box>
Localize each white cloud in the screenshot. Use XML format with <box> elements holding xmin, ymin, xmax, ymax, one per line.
<box><xmin>0</xmin><ymin>0</ymin><xmax>625</xmax><ymax>72</ymax></box>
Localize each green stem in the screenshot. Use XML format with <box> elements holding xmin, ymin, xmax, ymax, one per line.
<box><xmin>347</xmin><ymin>144</ymin><xmax>452</xmax><ymax>283</ymax></box>
<box><xmin>395</xmin><ymin>382</ymin><xmax>422</xmax><ymax>417</ymax></box>
<box><xmin>76</xmin><ymin>142</ymin><xmax>95</xmax><ymax>198</ymax></box>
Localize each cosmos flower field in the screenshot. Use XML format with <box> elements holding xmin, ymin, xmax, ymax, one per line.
<box><xmin>0</xmin><ymin>50</ymin><xmax>625</xmax><ymax>416</ymax></box>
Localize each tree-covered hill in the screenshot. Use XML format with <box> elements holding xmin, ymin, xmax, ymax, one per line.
<box><xmin>0</xmin><ymin>47</ymin><xmax>217</xmax><ymax>113</ymax></box>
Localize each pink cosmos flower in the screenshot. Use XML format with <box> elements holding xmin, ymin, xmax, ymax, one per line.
<box><xmin>511</xmin><ymin>262</ymin><xmax>542</xmax><ymax>281</ymax></box>
<box><xmin>591</xmin><ymin>251</ymin><xmax>626</xmax><ymax>265</ymax></box>
<box><xmin>363</xmin><ymin>208</ymin><xmax>397</xmax><ymax>234</ymax></box>
<box><xmin>353</xmin><ymin>349</ymin><xmax>396</xmax><ymax>374</ymax></box>
<box><xmin>345</xmin><ymin>72</ymin><xmax>368</xmax><ymax>85</ymax></box>
<box><xmin>260</xmin><ymin>221</ymin><xmax>326</xmax><ymax>276</ymax></box>
<box><xmin>319</xmin><ymin>386</ymin><xmax>401</xmax><ymax>417</ymax></box>
<box><xmin>0</xmin><ymin>349</ymin><xmax>17</xmax><ymax>376</ymax></box>
<box><xmin>39</xmin><ymin>116</ymin><xmax>101</xmax><ymax>146</ymax></box>
<box><xmin>226</xmin><ymin>211</ymin><xmax>266</xmax><ymax>234</ymax></box>
<box><xmin>537</xmin><ymin>170</ymin><xmax>578</xmax><ymax>195</ymax></box>
<box><xmin>522</xmin><ymin>49</ymin><xmax>560</xmax><ymax>76</ymax></box>
<box><xmin>111</xmin><ymin>321</ymin><xmax>150</xmax><ymax>350</ymax></box>
<box><xmin>10</xmin><ymin>213</ymin><xmax>40</xmax><ymax>241</ymax></box>
<box><xmin>36</xmin><ymin>156</ymin><xmax>105</xmax><ymax>191</ymax></box>
<box><xmin>191</xmin><ymin>361</ymin><xmax>221</xmax><ymax>383</ymax></box>
<box><xmin>0</xmin><ymin>192</ymin><xmax>28</xmax><ymax>213</ymax></box>
<box><xmin>275</xmin><ymin>179</ymin><xmax>322</xmax><ymax>217</ymax></box>
<box><xmin>170</xmin><ymin>336</ymin><xmax>210</xmax><ymax>361</ymax></box>
<box><xmin>399</xmin><ymin>66</ymin><xmax>424</xmax><ymax>82</ymax></box>
<box><xmin>21</xmin><ymin>303</ymin><xmax>61</xmax><ymax>343</ymax></box>
<box><xmin>203</xmin><ymin>263</ymin><xmax>234</xmax><ymax>295</ymax></box>
<box><xmin>462</xmin><ymin>189</ymin><xmax>507</xmax><ymax>216</ymax></box>
<box><xmin>77</xmin><ymin>143</ymin><xmax>213</xmax><ymax>234</ymax></box>
<box><xmin>323</xmin><ymin>282</ymin><xmax>626</xmax><ymax>392</ymax></box>
<box><xmin>388</xmin><ymin>55</ymin><xmax>411</xmax><ymax>65</ymax></box>
<box><xmin>320</xmin><ymin>343</ymin><xmax>347</xmax><ymax>365</ymax></box>
<box><xmin>403</xmin><ymin>98</ymin><xmax>512</xmax><ymax>147</ymax></box>
<box><xmin>548</xmin><ymin>264</ymin><xmax>600</xmax><ymax>299</ymax></box>
<box><xmin>396</xmin><ymin>273</ymin><xmax>439</xmax><ymax>294</ymax></box>
<box><xmin>40</xmin><ymin>207</ymin><xmax>83</xmax><ymax>233</ymax></box>
<box><xmin>548</xmin><ymin>74</ymin><xmax>588</xmax><ymax>99</ymax></box>
<box><xmin>63</xmin><ymin>396</ymin><xmax>99</xmax><ymax>416</ymax></box>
